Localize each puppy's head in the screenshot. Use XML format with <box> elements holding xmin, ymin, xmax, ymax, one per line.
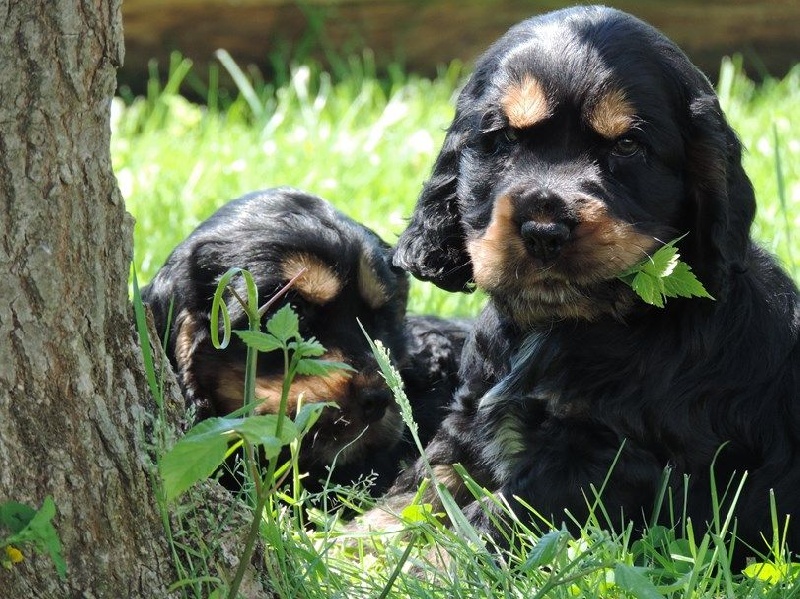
<box><xmin>144</xmin><ymin>187</ymin><xmax>409</xmax><ymax>464</ymax></box>
<box><xmin>394</xmin><ymin>6</ymin><xmax>755</xmax><ymax>324</ymax></box>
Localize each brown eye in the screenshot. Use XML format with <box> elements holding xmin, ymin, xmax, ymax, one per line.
<box><xmin>612</xmin><ymin>137</ymin><xmax>641</xmax><ymax>157</ymax></box>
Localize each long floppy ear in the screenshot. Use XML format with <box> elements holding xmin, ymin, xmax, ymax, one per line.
<box><xmin>684</xmin><ymin>93</ymin><xmax>756</xmax><ymax>300</ymax></box>
<box><xmin>393</xmin><ymin>115</ymin><xmax>474</xmax><ymax>293</ymax></box>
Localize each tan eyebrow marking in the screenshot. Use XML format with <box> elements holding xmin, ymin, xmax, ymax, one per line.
<box><xmin>588</xmin><ymin>88</ymin><xmax>636</xmax><ymax>139</ymax></box>
<box><xmin>281</xmin><ymin>252</ymin><xmax>342</xmax><ymax>305</ymax></box>
<box><xmin>501</xmin><ymin>75</ymin><xmax>551</xmax><ymax>129</ymax></box>
<box><xmin>357</xmin><ymin>253</ymin><xmax>389</xmax><ymax>309</ymax></box>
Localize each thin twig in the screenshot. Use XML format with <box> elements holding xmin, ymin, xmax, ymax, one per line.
<box><xmin>258</xmin><ymin>267</ymin><xmax>308</xmax><ymax>318</ymax></box>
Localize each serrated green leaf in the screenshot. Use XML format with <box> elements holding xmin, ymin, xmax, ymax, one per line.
<box><xmin>235</xmin><ymin>330</ymin><xmax>283</xmax><ymax>353</ymax></box>
<box><xmin>642</xmin><ymin>243</ymin><xmax>679</xmax><ymax>278</ymax></box>
<box><xmin>295</xmin><ymin>359</ymin><xmax>356</xmax><ymax>377</ymax></box>
<box><xmin>524</xmin><ymin>530</ymin><xmax>566</xmax><ymax>569</ymax></box>
<box><xmin>661</xmin><ymin>261</ymin><xmax>714</xmax><ymax>300</ymax></box>
<box><xmin>266</xmin><ymin>304</ymin><xmax>299</xmax><ymax>343</ymax></box>
<box><xmin>160</xmin><ymin>418</ymin><xmax>231</xmax><ymax>502</ymax></box>
<box><xmin>631</xmin><ymin>271</ymin><xmax>666</xmax><ymax>307</ymax></box>
<box><xmin>27</xmin><ymin>498</ymin><xmax>65</xmax><ymax>579</ymax></box>
<box><xmin>619</xmin><ymin>235</ymin><xmax>713</xmax><ymax>308</ymax></box>
<box><xmin>2</xmin><ymin>498</ymin><xmax>66</xmax><ymax>579</ymax></box>
<box><xmin>231</xmin><ymin>414</ymin><xmax>299</xmax><ymax>454</ymax></box>
<box><xmin>400</xmin><ymin>503</ymin><xmax>435</xmax><ymax>523</ymax></box>
<box><xmin>0</xmin><ymin>502</ymin><xmax>37</xmax><ymax>534</ymax></box>
<box><xmin>614</xmin><ymin>563</ymin><xmax>665</xmax><ymax>599</ymax></box>
<box><xmin>289</xmin><ymin>338</ymin><xmax>326</xmax><ymax>357</ymax></box>
<box><xmin>25</xmin><ymin>496</ymin><xmax>56</xmax><ymax>534</ymax></box>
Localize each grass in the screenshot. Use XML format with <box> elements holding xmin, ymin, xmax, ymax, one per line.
<box><xmin>115</xmin><ymin>52</ymin><xmax>484</xmax><ymax>317</ymax></box>
<box><xmin>116</xmin><ymin>53</ymin><xmax>800</xmax><ymax>597</ymax></box>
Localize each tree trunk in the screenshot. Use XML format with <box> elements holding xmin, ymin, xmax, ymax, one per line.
<box><xmin>0</xmin><ymin>1</ymin><xmax>175</xmax><ymax>594</ymax></box>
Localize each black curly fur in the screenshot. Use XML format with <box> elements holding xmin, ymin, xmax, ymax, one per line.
<box><xmin>387</xmin><ymin>6</ymin><xmax>800</xmax><ymax>564</ymax></box>
<box><xmin>142</xmin><ymin>187</ymin><xmax>470</xmax><ymax>496</ymax></box>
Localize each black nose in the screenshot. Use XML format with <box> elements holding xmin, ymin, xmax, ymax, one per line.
<box><xmin>360</xmin><ymin>388</ymin><xmax>391</xmax><ymax>423</ymax></box>
<box><xmin>520</xmin><ymin>220</ymin><xmax>572</xmax><ymax>263</ymax></box>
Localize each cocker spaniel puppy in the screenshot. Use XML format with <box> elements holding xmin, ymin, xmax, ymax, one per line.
<box><xmin>382</xmin><ymin>6</ymin><xmax>800</xmax><ymax>560</ymax></box>
<box><xmin>142</xmin><ymin>187</ymin><xmax>469</xmax><ymax>496</ymax></box>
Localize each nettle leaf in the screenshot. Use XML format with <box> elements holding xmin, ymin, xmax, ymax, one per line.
<box><xmin>524</xmin><ymin>529</ymin><xmax>568</xmax><ymax>569</ymax></box>
<box><xmin>1</xmin><ymin>497</ymin><xmax>66</xmax><ymax>579</ymax></box>
<box><xmin>161</xmin><ymin>414</ymin><xmax>303</xmax><ymax>501</ymax></box>
<box><xmin>641</xmin><ymin>242</ymin><xmax>679</xmax><ymax>278</ymax></box>
<box><xmin>235</xmin><ymin>330</ymin><xmax>283</xmax><ymax>353</ymax></box>
<box><xmin>266</xmin><ymin>304</ymin><xmax>299</xmax><ymax>343</ymax></box>
<box><xmin>289</xmin><ymin>337</ymin><xmax>326</xmax><ymax>358</ymax></box>
<box><xmin>662</xmin><ymin>261</ymin><xmax>714</xmax><ymax>301</ymax></box>
<box><xmin>161</xmin><ymin>418</ymin><xmax>231</xmax><ymax>502</ymax></box>
<box><xmin>230</xmin><ymin>414</ymin><xmax>299</xmax><ymax>454</ymax></box>
<box><xmin>630</xmin><ymin>270</ymin><xmax>666</xmax><ymax>308</ymax></box>
<box><xmin>613</xmin><ymin>563</ymin><xmax>666</xmax><ymax>599</ymax></box>
<box><xmin>24</xmin><ymin>497</ymin><xmax>66</xmax><ymax>579</ymax></box>
<box><xmin>619</xmin><ymin>237</ymin><xmax>714</xmax><ymax>308</ymax></box>
<box><xmin>295</xmin><ymin>359</ymin><xmax>356</xmax><ymax>377</ymax></box>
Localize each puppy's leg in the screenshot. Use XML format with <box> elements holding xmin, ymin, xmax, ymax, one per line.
<box><xmin>467</xmin><ymin>417</ymin><xmax>665</xmax><ymax>544</ymax></box>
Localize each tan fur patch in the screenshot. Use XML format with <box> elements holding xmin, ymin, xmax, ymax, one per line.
<box><xmin>587</xmin><ymin>88</ymin><xmax>635</xmax><ymax>139</ymax></box>
<box><xmin>501</xmin><ymin>75</ymin><xmax>550</xmax><ymax>129</ymax></box>
<box><xmin>430</xmin><ymin>464</ymin><xmax>470</xmax><ymax>503</ymax></box>
<box><xmin>352</xmin><ymin>491</ymin><xmax>418</xmax><ymax>534</ymax></box>
<box><xmin>214</xmin><ymin>349</ymin><xmax>352</xmax><ymax>415</ymax></box>
<box><xmin>571</xmin><ymin>199</ymin><xmax>657</xmax><ymax>271</ymax></box>
<box><xmin>281</xmin><ymin>253</ymin><xmax>341</xmax><ymax>305</ymax></box>
<box><xmin>467</xmin><ymin>194</ymin><xmax>529</xmax><ymax>292</ymax></box>
<box><xmin>357</xmin><ymin>253</ymin><xmax>389</xmax><ymax>309</ymax></box>
<box><xmin>174</xmin><ymin>310</ymin><xmax>201</xmax><ymax>394</ymax></box>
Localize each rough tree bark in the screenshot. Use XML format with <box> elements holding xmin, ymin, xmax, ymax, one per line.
<box><xmin>0</xmin><ymin>1</ymin><xmax>175</xmax><ymax>595</ymax></box>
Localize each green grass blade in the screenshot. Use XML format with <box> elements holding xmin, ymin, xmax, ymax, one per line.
<box><xmin>773</xmin><ymin>125</ymin><xmax>796</xmax><ymax>270</ymax></box>
<box><xmin>216</xmin><ymin>49</ymin><xmax>264</xmax><ymax>120</ymax></box>
<box><xmin>131</xmin><ymin>266</ymin><xmax>160</xmax><ymax>409</ymax></box>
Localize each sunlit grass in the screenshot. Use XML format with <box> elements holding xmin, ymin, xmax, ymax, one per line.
<box><xmin>115</xmin><ymin>53</ymin><xmax>483</xmax><ymax>317</ymax></box>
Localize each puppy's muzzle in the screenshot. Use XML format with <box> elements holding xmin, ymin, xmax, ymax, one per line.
<box><xmin>520</xmin><ymin>220</ymin><xmax>572</xmax><ymax>263</ymax></box>
<box><xmin>512</xmin><ymin>187</ymin><xmax>577</xmax><ymax>263</ymax></box>
<box><xmin>358</xmin><ymin>387</ymin><xmax>393</xmax><ymax>423</ymax></box>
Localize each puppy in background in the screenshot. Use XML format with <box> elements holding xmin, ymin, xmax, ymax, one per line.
<box><xmin>142</xmin><ymin>187</ymin><xmax>469</xmax><ymax>496</ymax></box>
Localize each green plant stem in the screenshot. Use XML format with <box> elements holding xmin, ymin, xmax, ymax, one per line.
<box><xmin>274</xmin><ymin>346</ymin><xmax>294</xmax><ymax>441</ymax></box>
<box><xmin>242</xmin><ymin>441</ymin><xmax>263</xmax><ymax>500</ymax></box>
<box><xmin>227</xmin><ymin>344</ymin><xmax>295</xmax><ymax>599</ymax></box>
<box><xmin>226</xmin><ymin>480</ymin><xmax>272</xmax><ymax>599</ymax></box>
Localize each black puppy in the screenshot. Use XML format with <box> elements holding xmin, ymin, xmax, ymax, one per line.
<box><xmin>142</xmin><ymin>187</ymin><xmax>468</xmax><ymax>496</ymax></box>
<box><xmin>375</xmin><ymin>6</ymin><xmax>800</xmax><ymax>561</ymax></box>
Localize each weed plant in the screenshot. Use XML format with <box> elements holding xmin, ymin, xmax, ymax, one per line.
<box><xmin>119</xmin><ymin>53</ymin><xmax>799</xmax><ymax>597</ymax></box>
